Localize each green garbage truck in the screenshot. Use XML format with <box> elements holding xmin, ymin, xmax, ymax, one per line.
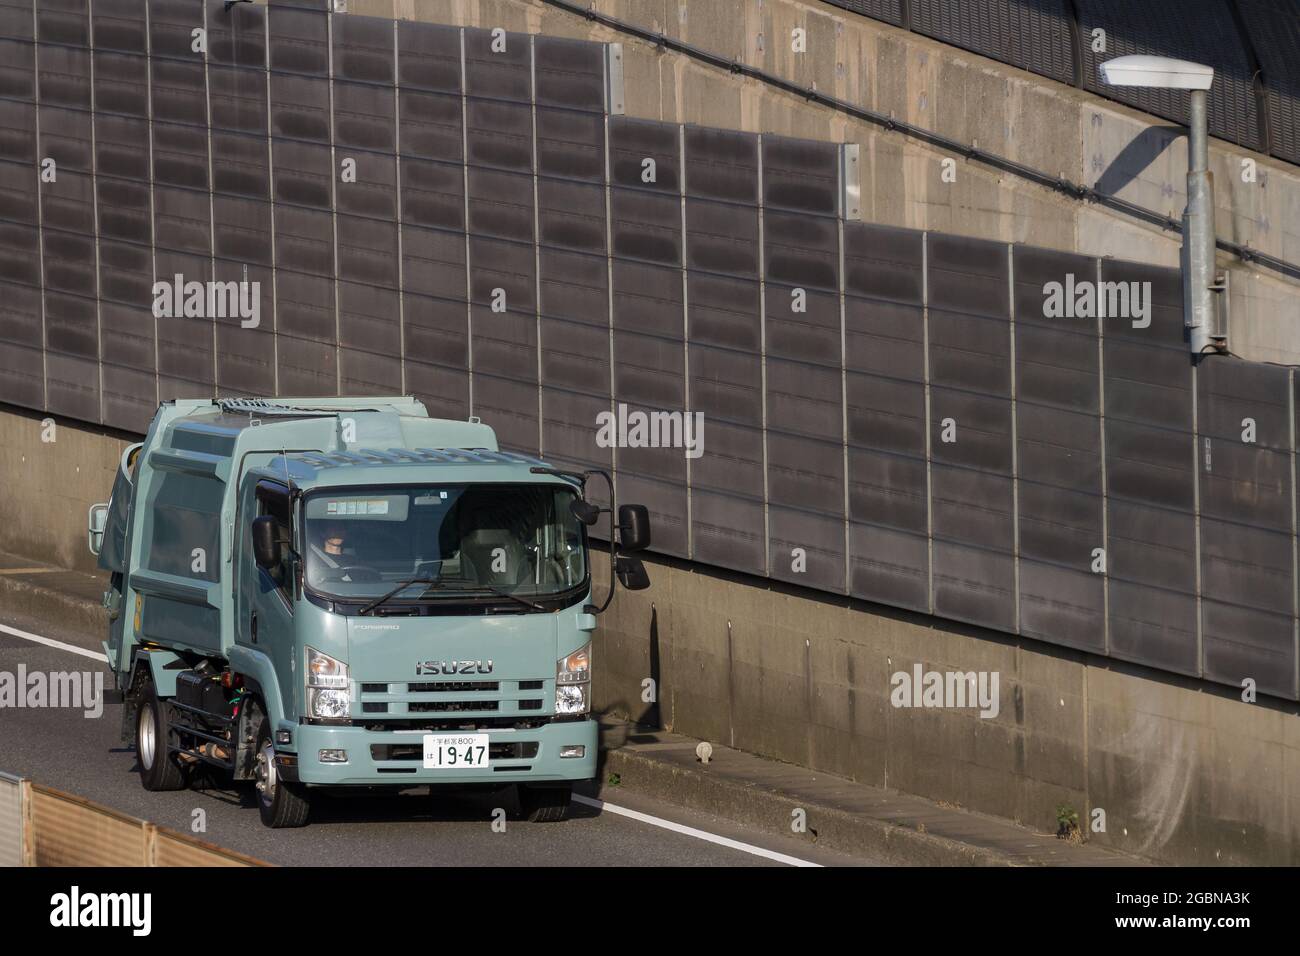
<box><xmin>87</xmin><ymin>397</ymin><xmax>650</xmax><ymax>827</ymax></box>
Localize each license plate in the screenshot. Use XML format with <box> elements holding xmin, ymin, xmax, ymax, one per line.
<box><xmin>423</xmin><ymin>733</ymin><xmax>489</xmax><ymax>769</ymax></box>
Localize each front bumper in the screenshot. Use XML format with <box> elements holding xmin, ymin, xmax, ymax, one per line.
<box><xmin>282</xmin><ymin>719</ymin><xmax>598</xmax><ymax>786</ymax></box>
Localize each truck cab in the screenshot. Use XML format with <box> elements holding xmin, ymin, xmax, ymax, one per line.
<box><xmin>89</xmin><ymin>397</ymin><xmax>650</xmax><ymax>827</ymax></box>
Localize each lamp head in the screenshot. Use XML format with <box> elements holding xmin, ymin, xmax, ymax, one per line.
<box><xmin>1100</xmin><ymin>55</ymin><xmax>1214</xmax><ymax>91</ymax></box>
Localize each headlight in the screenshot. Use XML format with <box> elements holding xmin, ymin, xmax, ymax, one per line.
<box><xmin>557</xmin><ymin>644</ymin><xmax>590</xmax><ymax>685</ymax></box>
<box><xmin>306</xmin><ymin>647</ymin><xmax>350</xmax><ymax>719</ymax></box>
<box><xmin>308</xmin><ymin>688</ymin><xmax>350</xmax><ymax>720</ymax></box>
<box><xmin>555</xmin><ymin>643</ymin><xmax>591</xmax><ymax>714</ymax></box>
<box><xmin>307</xmin><ymin>646</ymin><xmax>349</xmax><ymax>689</ymax></box>
<box><xmin>555</xmin><ymin>683</ymin><xmax>589</xmax><ymax>715</ymax></box>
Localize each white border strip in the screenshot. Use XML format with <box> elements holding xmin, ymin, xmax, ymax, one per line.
<box><xmin>0</xmin><ymin>623</ymin><xmax>108</xmax><ymax>663</ymax></box>
<box><xmin>573</xmin><ymin>794</ymin><xmax>821</xmax><ymax>867</ymax></box>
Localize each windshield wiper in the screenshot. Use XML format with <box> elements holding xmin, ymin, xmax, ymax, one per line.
<box><xmin>357</xmin><ymin>576</ymin><xmax>439</xmax><ymax>616</ymax></box>
<box><xmin>417</xmin><ymin>581</ymin><xmax>547</xmax><ymax>612</ymax></box>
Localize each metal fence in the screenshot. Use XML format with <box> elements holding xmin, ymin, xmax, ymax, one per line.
<box><xmin>0</xmin><ymin>772</ymin><xmax>24</xmax><ymax>866</ymax></box>
<box><xmin>0</xmin><ymin>1</ymin><xmax>1297</xmax><ymax>700</ymax></box>
<box><xmin>827</xmin><ymin>0</ymin><xmax>1300</xmax><ymax>167</ymax></box>
<box><xmin>4</xmin><ymin>774</ymin><xmax>267</xmax><ymax>866</ymax></box>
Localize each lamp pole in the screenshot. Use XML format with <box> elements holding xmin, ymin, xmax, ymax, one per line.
<box><xmin>1100</xmin><ymin>55</ymin><xmax>1222</xmax><ymax>356</ymax></box>
<box><xmin>1184</xmin><ymin>88</ymin><xmax>1215</xmax><ymax>355</ymax></box>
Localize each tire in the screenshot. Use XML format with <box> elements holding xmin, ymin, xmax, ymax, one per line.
<box><xmin>253</xmin><ymin>711</ymin><xmax>311</xmax><ymax>828</ymax></box>
<box><xmin>519</xmin><ymin>783</ymin><xmax>573</xmax><ymax>823</ymax></box>
<box><xmin>135</xmin><ymin>677</ymin><xmax>186</xmax><ymax>792</ymax></box>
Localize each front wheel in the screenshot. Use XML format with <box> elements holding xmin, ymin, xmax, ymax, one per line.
<box><xmin>518</xmin><ymin>783</ymin><xmax>573</xmax><ymax>822</ymax></box>
<box><xmin>253</xmin><ymin>714</ymin><xmax>311</xmax><ymax>828</ymax></box>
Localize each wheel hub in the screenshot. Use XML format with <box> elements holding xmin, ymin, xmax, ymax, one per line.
<box><xmin>255</xmin><ymin>742</ymin><xmax>278</xmax><ymax>806</ymax></box>
<box><xmin>137</xmin><ymin>704</ymin><xmax>156</xmax><ymax>770</ymax></box>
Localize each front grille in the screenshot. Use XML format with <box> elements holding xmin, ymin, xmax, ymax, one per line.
<box><xmin>360</xmin><ymin>717</ymin><xmax>548</xmax><ymax>731</ymax></box>
<box><xmin>409</xmin><ymin>681</ymin><xmax>498</xmax><ymax>693</ymax></box>
<box><xmin>356</xmin><ymin>678</ymin><xmax>549</xmax><ymax>720</ymax></box>
<box><xmin>409</xmin><ymin>699</ymin><xmax>500</xmax><ymax>713</ymax></box>
<box><xmin>370</xmin><ymin>741</ymin><xmax>539</xmax><ymax>762</ymax></box>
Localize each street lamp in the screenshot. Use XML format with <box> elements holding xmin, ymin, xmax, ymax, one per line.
<box><xmin>1100</xmin><ymin>55</ymin><xmax>1224</xmax><ymax>356</ymax></box>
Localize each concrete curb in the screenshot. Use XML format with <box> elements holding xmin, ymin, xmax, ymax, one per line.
<box><xmin>0</xmin><ymin>573</ymin><xmax>104</xmax><ymax>640</ymax></box>
<box><xmin>598</xmin><ymin>746</ymin><xmax>1017</xmax><ymax>866</ymax></box>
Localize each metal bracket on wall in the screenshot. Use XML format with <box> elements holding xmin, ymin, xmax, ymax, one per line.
<box><xmin>1210</xmin><ymin>269</ymin><xmax>1230</xmax><ymax>347</ymax></box>
<box><xmin>839</xmin><ymin>143</ymin><xmax>860</xmax><ymax>221</ymax></box>
<box><xmin>605</xmin><ymin>43</ymin><xmax>625</xmax><ymax>116</ymax></box>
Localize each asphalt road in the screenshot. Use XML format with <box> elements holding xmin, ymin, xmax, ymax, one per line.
<box><xmin>0</xmin><ymin>607</ymin><xmax>875</xmax><ymax>867</ymax></box>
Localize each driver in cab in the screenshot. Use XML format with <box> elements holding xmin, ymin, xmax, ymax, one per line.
<box><xmin>307</xmin><ymin>522</ymin><xmax>356</xmax><ymax>582</ymax></box>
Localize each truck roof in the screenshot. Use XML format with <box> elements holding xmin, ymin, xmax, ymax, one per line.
<box><xmin>156</xmin><ymin>397</ymin><xmax>493</xmax><ymax>456</ymax></box>
<box><xmin>146</xmin><ymin>397</ymin><xmax>577</xmax><ymax>492</ymax></box>
<box><xmin>261</xmin><ymin>447</ymin><xmax>562</xmax><ymax>491</ymax></box>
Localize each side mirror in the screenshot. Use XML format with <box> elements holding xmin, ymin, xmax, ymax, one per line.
<box><xmin>251</xmin><ymin>515</ymin><xmax>281</xmax><ymax>569</ymax></box>
<box><xmin>615</xmin><ymin>555</ymin><xmax>650</xmax><ymax>591</ymax></box>
<box><xmin>569</xmin><ymin>497</ymin><xmax>601</xmax><ymax>526</ymax></box>
<box><xmin>617</xmin><ymin>504</ymin><xmax>651</xmax><ymax>551</ymax></box>
<box><xmin>87</xmin><ymin>503</ymin><xmax>109</xmax><ymax>556</ymax></box>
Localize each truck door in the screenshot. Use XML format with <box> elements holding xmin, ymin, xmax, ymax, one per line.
<box><xmin>237</xmin><ymin>480</ymin><xmax>297</xmax><ymax>711</ymax></box>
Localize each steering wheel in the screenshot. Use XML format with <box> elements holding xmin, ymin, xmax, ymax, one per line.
<box><xmin>322</xmin><ymin>565</ymin><xmax>382</xmax><ymax>583</ymax></box>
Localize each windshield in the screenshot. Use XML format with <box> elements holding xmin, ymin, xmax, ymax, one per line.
<box><xmin>302</xmin><ymin>483</ymin><xmax>587</xmax><ymax>604</ymax></box>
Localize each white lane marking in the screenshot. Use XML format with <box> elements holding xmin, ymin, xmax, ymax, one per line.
<box><xmin>573</xmin><ymin>793</ymin><xmax>821</xmax><ymax>867</ymax></box>
<box><xmin>0</xmin><ymin>622</ymin><xmax>109</xmax><ymax>663</ymax></box>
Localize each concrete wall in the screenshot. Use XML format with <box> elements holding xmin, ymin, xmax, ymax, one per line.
<box><xmin>1</xmin><ymin>401</ymin><xmax>1296</xmax><ymax>864</ymax></box>
<box><xmin>590</xmin><ymin>548</ymin><xmax>1300</xmax><ymax>865</ymax></box>
<box><xmin>0</xmin><ymin>404</ymin><xmax>130</xmax><ymax>573</ymax></box>
<box><xmin>350</xmin><ymin>0</ymin><xmax>1300</xmax><ymax>366</ymax></box>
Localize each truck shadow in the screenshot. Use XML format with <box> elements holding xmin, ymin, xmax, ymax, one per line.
<box><xmin>304</xmin><ymin>788</ymin><xmax>601</xmax><ymax>826</ymax></box>
<box><xmin>165</xmin><ymin>762</ymin><xmax>604</xmax><ymax>825</ymax></box>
